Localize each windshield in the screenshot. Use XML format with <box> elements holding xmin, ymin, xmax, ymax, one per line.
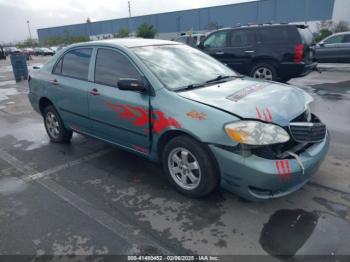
<box><xmin>132</xmin><ymin>44</ymin><xmax>236</xmax><ymax>90</ymax></box>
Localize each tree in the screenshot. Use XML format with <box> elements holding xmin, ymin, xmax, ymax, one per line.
<box><xmin>114</xmin><ymin>27</ymin><xmax>130</xmax><ymax>38</ymax></box>
<box><xmin>333</xmin><ymin>20</ymin><xmax>350</xmax><ymax>33</ymax></box>
<box><xmin>137</xmin><ymin>23</ymin><xmax>156</xmax><ymax>39</ymax></box>
<box><xmin>315</xmin><ymin>29</ymin><xmax>332</xmax><ymax>42</ymax></box>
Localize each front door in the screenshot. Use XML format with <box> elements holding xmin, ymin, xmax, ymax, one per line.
<box><xmin>88</xmin><ymin>47</ymin><xmax>150</xmax><ymax>153</ymax></box>
<box><xmin>201</xmin><ymin>30</ymin><xmax>231</xmax><ymax>65</ymax></box>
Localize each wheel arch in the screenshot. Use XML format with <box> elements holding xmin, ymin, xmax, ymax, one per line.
<box><xmin>250</xmin><ymin>57</ymin><xmax>279</xmax><ymax>71</ymax></box>
<box><xmin>39</xmin><ymin>97</ymin><xmax>54</xmax><ymax>116</ymax></box>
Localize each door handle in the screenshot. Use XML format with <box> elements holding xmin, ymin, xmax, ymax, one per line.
<box><xmin>89</xmin><ymin>88</ymin><xmax>100</xmax><ymax>96</ymax></box>
<box><xmin>215</xmin><ymin>52</ymin><xmax>225</xmax><ymax>55</ymax></box>
<box><xmin>244</xmin><ymin>50</ymin><xmax>255</xmax><ymax>53</ymax></box>
<box><xmin>50</xmin><ymin>79</ymin><xmax>59</xmax><ymax>85</ymax></box>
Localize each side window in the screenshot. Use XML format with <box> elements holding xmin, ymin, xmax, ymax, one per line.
<box><xmin>324</xmin><ymin>35</ymin><xmax>344</xmax><ymax>44</ymax></box>
<box><xmin>343</xmin><ymin>34</ymin><xmax>350</xmax><ymax>43</ymax></box>
<box><xmin>53</xmin><ymin>58</ymin><xmax>63</xmax><ymax>74</ymax></box>
<box><xmin>203</xmin><ymin>31</ymin><xmax>228</xmax><ymax>48</ymax></box>
<box><xmin>61</xmin><ymin>48</ymin><xmax>92</xmax><ymax>80</ymax></box>
<box><xmin>258</xmin><ymin>27</ymin><xmax>297</xmax><ymax>45</ymax></box>
<box><xmin>230</xmin><ymin>30</ymin><xmax>254</xmax><ymax>47</ymax></box>
<box><xmin>94</xmin><ymin>49</ymin><xmax>141</xmax><ymax>87</ymax></box>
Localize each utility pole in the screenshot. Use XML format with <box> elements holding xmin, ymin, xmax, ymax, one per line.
<box><xmin>127</xmin><ymin>1</ymin><xmax>131</xmax><ymax>32</ymax></box>
<box><xmin>27</xmin><ymin>20</ymin><xmax>32</xmax><ymax>40</ymax></box>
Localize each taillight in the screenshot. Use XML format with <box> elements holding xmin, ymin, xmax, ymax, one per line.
<box><xmin>294</xmin><ymin>44</ymin><xmax>304</xmax><ymax>63</ymax></box>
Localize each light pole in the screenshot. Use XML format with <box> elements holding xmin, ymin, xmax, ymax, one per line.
<box><xmin>27</xmin><ymin>20</ymin><xmax>32</xmax><ymax>40</ymax></box>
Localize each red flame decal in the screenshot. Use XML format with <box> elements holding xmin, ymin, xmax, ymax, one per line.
<box><xmin>106</xmin><ymin>101</ymin><xmax>181</xmax><ymax>133</ymax></box>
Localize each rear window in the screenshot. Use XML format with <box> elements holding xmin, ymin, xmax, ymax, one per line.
<box><xmin>258</xmin><ymin>27</ymin><xmax>299</xmax><ymax>45</ymax></box>
<box><xmin>298</xmin><ymin>28</ymin><xmax>315</xmax><ymax>45</ymax></box>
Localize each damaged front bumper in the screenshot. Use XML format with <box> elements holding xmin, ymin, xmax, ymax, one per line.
<box><xmin>209</xmin><ymin>130</ymin><xmax>330</xmax><ymax>201</ymax></box>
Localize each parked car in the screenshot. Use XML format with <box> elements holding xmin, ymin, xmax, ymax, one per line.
<box><xmin>33</xmin><ymin>47</ymin><xmax>43</xmax><ymax>56</ymax></box>
<box><xmin>176</xmin><ymin>33</ymin><xmax>206</xmax><ymax>47</ymax></box>
<box><xmin>28</xmin><ymin>39</ymin><xmax>329</xmax><ymax>201</ymax></box>
<box><xmin>0</xmin><ymin>46</ymin><xmax>5</xmax><ymax>60</ymax></box>
<box><xmin>41</xmin><ymin>47</ymin><xmax>55</xmax><ymax>56</ymax></box>
<box><xmin>198</xmin><ymin>24</ymin><xmax>317</xmax><ymax>82</ymax></box>
<box><xmin>23</xmin><ymin>47</ymin><xmax>34</xmax><ymax>56</ymax></box>
<box><xmin>5</xmin><ymin>46</ymin><xmax>21</xmax><ymax>55</ymax></box>
<box><xmin>316</xmin><ymin>31</ymin><xmax>350</xmax><ymax>63</ymax></box>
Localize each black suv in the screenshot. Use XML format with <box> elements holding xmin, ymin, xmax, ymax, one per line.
<box><xmin>198</xmin><ymin>24</ymin><xmax>317</xmax><ymax>82</ymax></box>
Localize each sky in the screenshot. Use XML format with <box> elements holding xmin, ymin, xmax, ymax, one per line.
<box><xmin>0</xmin><ymin>0</ymin><xmax>254</xmax><ymax>43</ymax></box>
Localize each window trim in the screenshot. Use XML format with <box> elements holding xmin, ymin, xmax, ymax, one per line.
<box><xmin>93</xmin><ymin>47</ymin><xmax>144</xmax><ymax>89</ymax></box>
<box><xmin>52</xmin><ymin>47</ymin><xmax>93</xmax><ymax>82</ymax></box>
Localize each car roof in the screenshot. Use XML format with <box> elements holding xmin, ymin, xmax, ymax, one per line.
<box><xmin>71</xmin><ymin>38</ymin><xmax>180</xmax><ymax>49</ymax></box>
<box><xmin>331</xmin><ymin>31</ymin><xmax>350</xmax><ymax>36</ymax></box>
<box><xmin>218</xmin><ymin>23</ymin><xmax>306</xmax><ymax>31</ymax></box>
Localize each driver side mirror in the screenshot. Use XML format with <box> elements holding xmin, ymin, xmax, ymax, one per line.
<box><xmin>319</xmin><ymin>42</ymin><xmax>325</xmax><ymax>47</ymax></box>
<box><xmin>117</xmin><ymin>78</ymin><xmax>149</xmax><ymax>93</ymax></box>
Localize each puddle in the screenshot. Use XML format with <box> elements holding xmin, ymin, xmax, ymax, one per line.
<box><xmin>260</xmin><ymin>209</ymin><xmax>350</xmax><ymax>257</ymax></box>
<box><xmin>0</xmin><ymin>87</ymin><xmax>19</xmax><ymax>101</ymax></box>
<box><xmin>0</xmin><ymin>117</ymin><xmax>49</xmax><ymax>151</ymax></box>
<box><xmin>0</xmin><ymin>177</ymin><xmax>27</xmax><ymax>196</ymax></box>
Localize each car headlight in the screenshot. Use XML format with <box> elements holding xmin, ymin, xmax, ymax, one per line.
<box><xmin>225</xmin><ymin>121</ymin><xmax>290</xmax><ymax>145</ymax></box>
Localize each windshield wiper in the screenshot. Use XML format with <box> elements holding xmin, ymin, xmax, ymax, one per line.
<box><xmin>176</xmin><ymin>83</ymin><xmax>207</xmax><ymax>92</ymax></box>
<box><xmin>205</xmin><ymin>75</ymin><xmax>238</xmax><ymax>84</ymax></box>
<box><xmin>175</xmin><ymin>75</ymin><xmax>242</xmax><ymax>92</ymax></box>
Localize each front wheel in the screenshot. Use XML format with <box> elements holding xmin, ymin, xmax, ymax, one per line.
<box><xmin>43</xmin><ymin>105</ymin><xmax>73</xmax><ymax>143</ymax></box>
<box><xmin>162</xmin><ymin>136</ymin><xmax>219</xmax><ymax>198</ymax></box>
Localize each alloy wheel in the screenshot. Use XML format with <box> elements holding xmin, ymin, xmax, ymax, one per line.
<box><xmin>253</xmin><ymin>67</ymin><xmax>273</xmax><ymax>81</ymax></box>
<box><xmin>45</xmin><ymin>112</ymin><xmax>60</xmax><ymax>139</ymax></box>
<box><xmin>168</xmin><ymin>147</ymin><xmax>201</xmax><ymax>190</ymax></box>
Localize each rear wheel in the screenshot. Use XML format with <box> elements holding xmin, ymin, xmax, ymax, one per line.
<box><xmin>250</xmin><ymin>62</ymin><xmax>277</xmax><ymax>81</ymax></box>
<box><xmin>162</xmin><ymin>136</ymin><xmax>219</xmax><ymax>198</ymax></box>
<box><xmin>43</xmin><ymin>105</ymin><xmax>72</xmax><ymax>143</ymax></box>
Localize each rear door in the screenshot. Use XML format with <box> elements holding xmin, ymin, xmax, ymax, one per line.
<box><xmin>51</xmin><ymin>48</ymin><xmax>93</xmax><ymax>133</ymax></box>
<box><xmin>88</xmin><ymin>47</ymin><xmax>150</xmax><ymax>152</ymax></box>
<box><xmin>223</xmin><ymin>29</ymin><xmax>256</xmax><ymax>73</ymax></box>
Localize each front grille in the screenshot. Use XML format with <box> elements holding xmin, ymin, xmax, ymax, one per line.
<box><xmin>289</xmin><ymin>122</ymin><xmax>326</xmax><ymax>143</ymax></box>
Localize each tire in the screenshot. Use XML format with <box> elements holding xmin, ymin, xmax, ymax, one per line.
<box><xmin>162</xmin><ymin>135</ymin><xmax>219</xmax><ymax>198</ymax></box>
<box><xmin>250</xmin><ymin>62</ymin><xmax>278</xmax><ymax>81</ymax></box>
<box><xmin>43</xmin><ymin>105</ymin><xmax>73</xmax><ymax>143</ymax></box>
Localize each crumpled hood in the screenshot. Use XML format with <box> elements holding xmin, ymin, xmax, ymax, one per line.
<box><xmin>178</xmin><ymin>78</ymin><xmax>313</xmax><ymax>126</ymax></box>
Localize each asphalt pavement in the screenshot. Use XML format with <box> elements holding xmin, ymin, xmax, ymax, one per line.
<box><xmin>0</xmin><ymin>57</ymin><xmax>349</xmax><ymax>260</ymax></box>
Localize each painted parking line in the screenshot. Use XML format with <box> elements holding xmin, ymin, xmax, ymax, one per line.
<box><xmin>0</xmin><ymin>148</ymin><xmax>111</xmax><ymax>182</ymax></box>
<box><xmin>0</xmin><ymin>148</ymin><xmax>173</xmax><ymax>254</ymax></box>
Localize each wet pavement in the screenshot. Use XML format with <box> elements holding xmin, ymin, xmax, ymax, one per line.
<box><xmin>0</xmin><ymin>57</ymin><xmax>349</xmax><ymax>259</ymax></box>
